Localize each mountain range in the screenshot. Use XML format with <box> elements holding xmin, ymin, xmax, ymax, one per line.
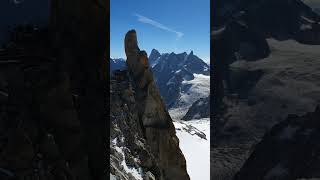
<box><xmin>111</xmin><ymin>49</ymin><xmax>210</xmax><ymax>112</ymax></box>
<box><xmin>110</xmin><ymin>58</ymin><xmax>126</xmax><ymax>73</ymax></box>
<box><xmin>151</xmin><ymin>49</ymin><xmax>209</xmax><ymax>108</ymax></box>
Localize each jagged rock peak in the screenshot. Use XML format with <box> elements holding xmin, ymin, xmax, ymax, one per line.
<box><xmin>149</xmin><ymin>49</ymin><xmax>161</xmax><ymax>66</ymax></box>
<box><xmin>150</xmin><ymin>48</ymin><xmax>161</xmax><ymax>57</ymax></box>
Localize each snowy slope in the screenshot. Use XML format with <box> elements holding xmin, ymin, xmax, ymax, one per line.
<box><xmin>169</xmin><ymin>72</ymin><xmax>210</xmax><ymax>180</ymax></box>
<box><xmin>167</xmin><ymin>71</ymin><xmax>210</xmax><ymax>180</ymax></box>
<box><xmin>174</xmin><ymin>118</ymin><xmax>210</xmax><ymax>180</ymax></box>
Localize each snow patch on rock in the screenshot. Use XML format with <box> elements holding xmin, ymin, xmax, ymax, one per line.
<box><xmin>111</xmin><ymin>138</ymin><xmax>144</xmax><ymax>180</ymax></box>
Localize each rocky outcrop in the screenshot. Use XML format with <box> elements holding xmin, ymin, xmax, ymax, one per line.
<box><xmin>182</xmin><ymin>96</ymin><xmax>210</xmax><ymax>120</ymax></box>
<box><xmin>110</xmin><ymin>70</ymin><xmax>159</xmax><ymax>179</ymax></box>
<box><xmin>234</xmin><ymin>106</ymin><xmax>320</xmax><ymax>180</ymax></box>
<box><xmin>110</xmin><ymin>29</ymin><xmax>189</xmax><ymax>180</ymax></box>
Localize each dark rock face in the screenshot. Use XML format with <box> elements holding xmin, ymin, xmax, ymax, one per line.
<box><xmin>182</xmin><ymin>96</ymin><xmax>210</xmax><ymax>120</ymax></box>
<box><xmin>113</xmin><ymin>29</ymin><xmax>189</xmax><ymax>180</ymax></box>
<box><xmin>0</xmin><ymin>0</ymin><xmax>108</xmax><ymax>180</ymax></box>
<box><xmin>50</xmin><ymin>1</ymin><xmax>108</xmax><ymax>179</ymax></box>
<box><xmin>0</xmin><ymin>27</ymin><xmax>94</xmax><ymax>180</ymax></box>
<box><xmin>235</xmin><ymin>107</ymin><xmax>320</xmax><ymax>180</ymax></box>
<box><xmin>152</xmin><ymin>50</ymin><xmax>209</xmax><ymax>108</ymax></box>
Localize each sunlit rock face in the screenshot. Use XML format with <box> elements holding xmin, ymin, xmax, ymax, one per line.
<box><xmin>109</xmin><ymin>30</ymin><xmax>189</xmax><ymax>180</ymax></box>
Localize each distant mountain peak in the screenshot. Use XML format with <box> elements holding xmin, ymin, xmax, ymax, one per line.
<box><xmin>150</xmin><ymin>48</ymin><xmax>160</xmax><ymax>55</ymax></box>
<box><xmin>149</xmin><ymin>49</ymin><xmax>161</xmax><ymax>67</ymax></box>
<box><xmin>169</xmin><ymin>52</ymin><xmax>176</xmax><ymax>56</ymax></box>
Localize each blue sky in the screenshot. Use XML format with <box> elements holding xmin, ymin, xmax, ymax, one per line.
<box><xmin>110</xmin><ymin>0</ymin><xmax>210</xmax><ymax>63</ymax></box>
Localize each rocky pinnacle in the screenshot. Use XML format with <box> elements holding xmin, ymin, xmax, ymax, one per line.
<box><xmin>124</xmin><ymin>29</ymin><xmax>190</xmax><ymax>180</ymax></box>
